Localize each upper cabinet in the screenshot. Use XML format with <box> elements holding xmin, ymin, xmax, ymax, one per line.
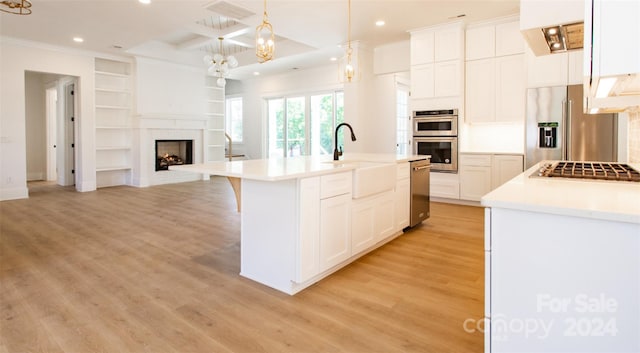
<box><xmin>584</xmin><ymin>0</ymin><xmax>640</xmax><ymax>112</ymax></box>
<box><xmin>410</xmin><ymin>21</ymin><xmax>464</xmax><ymax>101</ymax></box>
<box><xmin>465</xmin><ymin>18</ymin><xmax>525</xmax><ymax>123</ymax></box>
<box><xmin>410</xmin><ymin>30</ymin><xmax>435</xmax><ymax>66</ymax></box>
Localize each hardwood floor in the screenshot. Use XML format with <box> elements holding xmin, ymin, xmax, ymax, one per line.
<box><xmin>1</xmin><ymin>178</ymin><xmax>485</xmax><ymax>353</ymax></box>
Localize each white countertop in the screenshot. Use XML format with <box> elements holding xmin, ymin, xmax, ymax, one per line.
<box><xmin>481</xmin><ymin>162</ymin><xmax>640</xmax><ymax>224</ymax></box>
<box><xmin>170</xmin><ymin>153</ymin><xmax>429</xmax><ymax>181</ymax></box>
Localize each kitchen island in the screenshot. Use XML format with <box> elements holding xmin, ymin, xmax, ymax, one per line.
<box><xmin>172</xmin><ymin>153</ymin><xmax>428</xmax><ymax>295</ymax></box>
<box><xmin>481</xmin><ymin>162</ymin><xmax>640</xmax><ymax>353</ymax></box>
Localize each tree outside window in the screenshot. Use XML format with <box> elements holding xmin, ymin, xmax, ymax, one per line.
<box><xmin>267</xmin><ymin>91</ymin><xmax>344</xmax><ymax>158</ymax></box>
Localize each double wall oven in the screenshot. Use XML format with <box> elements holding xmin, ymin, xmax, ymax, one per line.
<box><xmin>413</xmin><ymin>109</ymin><xmax>458</xmax><ymax>173</ymax></box>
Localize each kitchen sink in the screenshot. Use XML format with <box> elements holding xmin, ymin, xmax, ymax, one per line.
<box><xmin>351</xmin><ymin>162</ymin><xmax>396</xmax><ymax>199</ymax></box>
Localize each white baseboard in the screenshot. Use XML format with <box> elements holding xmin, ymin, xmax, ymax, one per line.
<box><xmin>0</xmin><ymin>186</ymin><xmax>29</xmax><ymax>201</ymax></box>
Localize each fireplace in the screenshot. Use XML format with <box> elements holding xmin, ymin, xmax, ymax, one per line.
<box><xmin>155</xmin><ymin>140</ymin><xmax>193</xmax><ymax>171</ymax></box>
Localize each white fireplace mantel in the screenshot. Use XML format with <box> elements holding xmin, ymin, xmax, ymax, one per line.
<box><xmin>132</xmin><ymin>113</ymin><xmax>209</xmax><ymax>187</ymax></box>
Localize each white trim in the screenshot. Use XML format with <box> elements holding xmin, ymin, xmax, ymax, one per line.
<box><xmin>0</xmin><ymin>186</ymin><xmax>29</xmax><ymax>201</ymax></box>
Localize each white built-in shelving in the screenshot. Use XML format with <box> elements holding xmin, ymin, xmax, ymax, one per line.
<box><xmin>95</xmin><ymin>58</ymin><xmax>133</xmax><ymax>187</ymax></box>
<box><xmin>205</xmin><ymin>77</ymin><xmax>225</xmax><ymax>162</ymax></box>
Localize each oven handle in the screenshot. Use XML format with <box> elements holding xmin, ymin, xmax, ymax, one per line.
<box><xmin>413</xmin><ymin>165</ymin><xmax>432</xmax><ymax>171</ymax></box>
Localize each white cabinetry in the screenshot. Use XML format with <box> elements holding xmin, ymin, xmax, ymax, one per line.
<box><xmin>459</xmin><ymin>153</ymin><xmax>523</xmax><ymax>201</ymax></box>
<box><xmin>95</xmin><ymin>58</ymin><xmax>133</xmax><ymax>188</ymax></box>
<box><xmin>459</xmin><ymin>154</ymin><xmax>492</xmax><ymax>201</ymax></box>
<box><xmin>351</xmin><ymin>190</ymin><xmax>395</xmax><ymax>255</ymax></box>
<box><xmin>492</xmin><ymin>154</ymin><xmax>524</xmax><ymax>188</ymax></box>
<box><xmin>525</xmin><ymin>47</ymin><xmax>569</xmax><ymax>88</ymax></box>
<box><xmin>320</xmin><ymin>193</ymin><xmax>352</xmax><ymax>271</ymax></box>
<box><xmin>430</xmin><ymin>172</ymin><xmax>460</xmax><ymax>199</ymax></box>
<box><xmin>465</xmin><ymin>19</ymin><xmax>525</xmax><ymax>123</ymax></box>
<box><xmin>318</xmin><ymin>172</ymin><xmax>352</xmax><ymax>272</ymax></box>
<box><xmin>205</xmin><ymin>77</ymin><xmax>225</xmax><ymax>162</ymax></box>
<box><xmin>410</xmin><ymin>22</ymin><xmax>464</xmax><ymax>100</ymax></box>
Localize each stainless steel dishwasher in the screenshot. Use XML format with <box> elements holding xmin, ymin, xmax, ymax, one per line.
<box><xmin>409</xmin><ymin>158</ymin><xmax>431</xmax><ymax>228</ymax></box>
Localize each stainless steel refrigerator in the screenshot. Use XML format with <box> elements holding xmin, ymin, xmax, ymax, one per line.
<box><xmin>525</xmin><ymin>84</ymin><xmax>618</xmax><ymax>169</ymax></box>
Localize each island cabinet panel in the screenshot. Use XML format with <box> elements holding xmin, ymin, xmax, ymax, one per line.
<box><xmin>296</xmin><ymin>177</ymin><xmax>321</xmax><ymax>283</ymax></box>
<box><xmin>487</xmin><ymin>207</ymin><xmax>640</xmax><ymax>352</ymax></box>
<box><xmin>319</xmin><ymin>193</ymin><xmax>352</xmax><ymax>272</ymax></box>
<box><xmin>240</xmin><ymin>179</ymin><xmax>299</xmax><ymax>294</ymax></box>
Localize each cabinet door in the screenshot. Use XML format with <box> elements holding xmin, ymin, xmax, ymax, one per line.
<box><xmin>526</xmin><ymin>47</ymin><xmax>568</xmax><ymax>88</ymax></box>
<box><xmin>465</xmin><ymin>58</ymin><xmax>496</xmax><ymax>122</ymax></box>
<box><xmin>434</xmin><ymin>60</ymin><xmax>460</xmax><ymax>97</ymax></box>
<box><xmin>435</xmin><ymin>26</ymin><xmax>462</xmax><ymax>62</ymax></box>
<box><xmin>394</xmin><ymin>178</ymin><xmax>410</xmax><ymax>231</ymax></box>
<box><xmin>411</xmin><ymin>64</ymin><xmax>435</xmax><ymax>98</ymax></box>
<box><xmin>491</xmin><ymin>155</ymin><xmax>523</xmax><ymax>189</ymax></box>
<box><xmin>319</xmin><ymin>193</ymin><xmax>351</xmax><ymax>271</ymax></box>
<box><xmin>459</xmin><ymin>165</ymin><xmax>492</xmax><ymax>201</ymax></box>
<box><xmin>296</xmin><ymin>177</ymin><xmax>320</xmax><ymax>283</ymax></box>
<box><xmin>466</xmin><ymin>26</ymin><xmax>496</xmax><ymax>60</ymax></box>
<box><xmin>495</xmin><ymin>54</ymin><xmax>525</xmax><ymax>122</ymax></box>
<box><xmin>495</xmin><ymin>21</ymin><xmax>524</xmax><ymax>56</ymax></box>
<box><xmin>410</xmin><ymin>30</ymin><xmax>435</xmax><ymax>65</ymax></box>
<box><xmin>351</xmin><ymin>199</ymin><xmax>375</xmax><ymax>255</ymax></box>
<box><xmin>374</xmin><ymin>191</ymin><xmax>396</xmax><ymax>241</ymax></box>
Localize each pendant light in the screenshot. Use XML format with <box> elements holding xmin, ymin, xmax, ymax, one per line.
<box><xmin>343</xmin><ymin>0</ymin><xmax>358</xmax><ymax>82</ymax></box>
<box><xmin>255</xmin><ymin>0</ymin><xmax>275</xmax><ymax>63</ymax></box>
<box><xmin>203</xmin><ymin>37</ymin><xmax>238</xmax><ymax>88</ymax></box>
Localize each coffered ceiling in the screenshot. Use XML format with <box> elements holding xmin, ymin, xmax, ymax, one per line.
<box><xmin>0</xmin><ymin>0</ymin><xmax>520</xmax><ymax>80</ymax></box>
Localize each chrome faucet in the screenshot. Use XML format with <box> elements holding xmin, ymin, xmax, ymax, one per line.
<box><xmin>333</xmin><ymin>123</ymin><xmax>357</xmax><ymax>160</ymax></box>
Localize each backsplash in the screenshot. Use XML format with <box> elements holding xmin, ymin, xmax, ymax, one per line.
<box><xmin>629</xmin><ymin>112</ymin><xmax>640</xmax><ymax>163</ymax></box>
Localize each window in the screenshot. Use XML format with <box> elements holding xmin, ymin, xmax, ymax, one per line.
<box><xmin>267</xmin><ymin>91</ymin><xmax>344</xmax><ymax>158</ymax></box>
<box><xmin>396</xmin><ymin>84</ymin><xmax>410</xmax><ymax>154</ymax></box>
<box><xmin>225</xmin><ymin>97</ymin><xmax>243</xmax><ymax>143</ymax></box>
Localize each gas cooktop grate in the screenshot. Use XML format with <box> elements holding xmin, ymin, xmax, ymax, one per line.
<box><xmin>537</xmin><ymin>161</ymin><xmax>640</xmax><ymax>182</ymax></box>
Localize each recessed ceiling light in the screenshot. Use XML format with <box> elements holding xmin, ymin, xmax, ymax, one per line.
<box><xmin>253</xmin><ymin>72</ymin><xmax>260</xmax><ymax>76</ymax></box>
<box><xmin>73</xmin><ymin>37</ymin><xmax>84</xmax><ymax>43</ymax></box>
<box><xmin>139</xmin><ymin>0</ymin><xmax>151</xmax><ymax>4</ymax></box>
<box><xmin>330</xmin><ymin>57</ymin><xmax>337</xmax><ymax>62</ymax></box>
<box><xmin>375</xmin><ymin>20</ymin><xmax>385</xmax><ymax>27</ymax></box>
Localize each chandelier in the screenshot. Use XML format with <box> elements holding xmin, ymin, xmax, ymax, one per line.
<box><xmin>255</xmin><ymin>0</ymin><xmax>275</xmax><ymax>63</ymax></box>
<box><xmin>0</xmin><ymin>0</ymin><xmax>32</xmax><ymax>15</ymax></box>
<box><xmin>203</xmin><ymin>37</ymin><xmax>238</xmax><ymax>88</ymax></box>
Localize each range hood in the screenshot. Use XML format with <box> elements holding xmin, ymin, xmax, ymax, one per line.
<box><xmin>521</xmin><ymin>22</ymin><xmax>584</xmax><ymax>56</ymax></box>
<box><xmin>519</xmin><ymin>0</ymin><xmax>585</xmax><ymax>56</ymax></box>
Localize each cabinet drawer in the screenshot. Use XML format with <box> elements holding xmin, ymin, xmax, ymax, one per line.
<box><xmin>460</xmin><ymin>154</ymin><xmax>491</xmax><ymax>167</ymax></box>
<box><xmin>320</xmin><ymin>172</ymin><xmax>352</xmax><ymax>199</ymax></box>
<box><xmin>396</xmin><ymin>163</ymin><xmax>410</xmax><ymax>180</ymax></box>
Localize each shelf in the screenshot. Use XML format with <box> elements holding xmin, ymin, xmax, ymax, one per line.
<box><xmin>96</xmin><ymin>105</ymin><xmax>130</xmax><ymax>110</ymax></box>
<box><xmin>206</xmin><ymin>99</ymin><xmax>224</xmax><ymax>103</ymax></box>
<box><xmin>95</xmin><ymin>87</ymin><xmax>131</xmax><ymax>94</ymax></box>
<box><xmin>96</xmin><ymin>125</ymin><xmax>131</xmax><ymax>129</ymax></box>
<box><xmin>96</xmin><ymin>166</ymin><xmax>132</xmax><ymax>172</ymax></box>
<box><xmin>96</xmin><ymin>146</ymin><xmax>132</xmax><ymax>151</ymax></box>
<box><xmin>205</xmin><ymin>113</ymin><xmax>224</xmax><ymax>117</ymax></box>
<box><xmin>208</xmin><ymin>128</ymin><xmax>225</xmax><ymax>132</ymax></box>
<box><xmin>208</xmin><ymin>144</ymin><xmax>224</xmax><ymax>148</ymax></box>
<box><xmin>95</xmin><ymin>70</ymin><xmax>129</xmax><ymax>78</ymax></box>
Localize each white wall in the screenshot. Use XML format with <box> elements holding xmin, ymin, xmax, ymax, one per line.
<box><xmin>135</xmin><ymin>57</ymin><xmax>206</xmax><ymax>115</ymax></box>
<box><xmin>0</xmin><ymin>39</ymin><xmax>96</xmax><ymax>200</ymax></box>
<box><xmin>25</xmin><ymin>72</ymin><xmax>47</xmax><ymax>181</ymax></box>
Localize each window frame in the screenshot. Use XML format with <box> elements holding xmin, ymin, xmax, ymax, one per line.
<box><xmin>225</xmin><ymin>95</ymin><xmax>243</xmax><ymax>144</ymax></box>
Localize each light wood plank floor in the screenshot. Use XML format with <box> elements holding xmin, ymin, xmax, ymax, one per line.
<box><xmin>1</xmin><ymin>177</ymin><xmax>485</xmax><ymax>353</ymax></box>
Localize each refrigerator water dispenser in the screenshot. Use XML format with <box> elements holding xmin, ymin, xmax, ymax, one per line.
<box><xmin>538</xmin><ymin>122</ymin><xmax>558</xmax><ymax>148</ymax></box>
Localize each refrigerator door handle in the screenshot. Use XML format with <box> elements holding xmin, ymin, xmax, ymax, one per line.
<box><xmin>566</xmin><ymin>99</ymin><xmax>573</xmax><ymax>161</ymax></box>
<box><xmin>561</xmin><ymin>99</ymin><xmax>567</xmax><ymax>160</ymax></box>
